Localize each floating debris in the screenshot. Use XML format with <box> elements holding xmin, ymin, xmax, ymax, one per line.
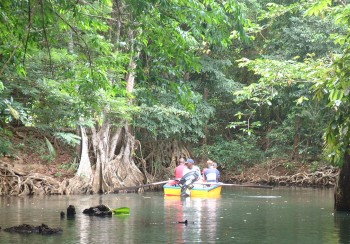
<box><xmin>4</xmin><ymin>224</ymin><xmax>62</xmax><ymax>235</ymax></box>
<box><xmin>112</xmin><ymin>207</ymin><xmax>130</xmax><ymax>216</ymax></box>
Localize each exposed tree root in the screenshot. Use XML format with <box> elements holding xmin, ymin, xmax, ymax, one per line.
<box><xmin>0</xmin><ymin>162</ymin><xmax>62</xmax><ymax>196</ymax></box>
<box><xmin>1</xmin><ymin>159</ymin><xmax>339</xmax><ymax>196</ymax></box>
<box><xmin>138</xmin><ymin>139</ymin><xmax>191</xmax><ymax>181</ymax></box>
<box><xmin>61</xmin><ymin>175</ymin><xmax>92</xmax><ymax>195</ymax></box>
<box><xmin>226</xmin><ymin>165</ymin><xmax>338</xmax><ymax>187</ymax></box>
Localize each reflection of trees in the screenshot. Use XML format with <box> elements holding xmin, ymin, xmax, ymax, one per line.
<box><xmin>164</xmin><ymin>196</ymin><xmax>221</xmax><ymax>243</ymax></box>
<box><xmin>183</xmin><ymin>198</ymin><xmax>203</xmax><ymax>242</ymax></box>
<box><xmin>334</xmin><ymin>212</ymin><xmax>350</xmax><ymax>243</ymax></box>
<box><xmin>164</xmin><ymin>196</ymin><xmax>186</xmax><ymax>243</ymax></box>
<box><xmin>201</xmin><ymin>198</ymin><xmax>219</xmax><ymax>241</ymax></box>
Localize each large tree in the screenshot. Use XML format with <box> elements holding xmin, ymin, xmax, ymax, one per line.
<box><xmin>302</xmin><ymin>0</ymin><xmax>350</xmax><ymax>211</ymax></box>
<box><xmin>0</xmin><ymin>0</ymin><xmax>248</xmax><ymax>194</ymax></box>
<box><xmin>232</xmin><ymin>0</ymin><xmax>350</xmax><ymax>210</ymax></box>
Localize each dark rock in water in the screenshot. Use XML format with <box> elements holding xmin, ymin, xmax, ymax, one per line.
<box><xmin>60</xmin><ymin>211</ymin><xmax>65</xmax><ymax>218</ymax></box>
<box><xmin>67</xmin><ymin>205</ymin><xmax>76</xmax><ymax>217</ymax></box>
<box><xmin>4</xmin><ymin>224</ymin><xmax>62</xmax><ymax>235</ymax></box>
<box><xmin>177</xmin><ymin>220</ymin><xmax>188</xmax><ymax>225</ymax></box>
<box><xmin>83</xmin><ymin>204</ymin><xmax>112</xmax><ymax>217</ymax></box>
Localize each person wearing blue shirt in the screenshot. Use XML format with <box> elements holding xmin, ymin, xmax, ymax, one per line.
<box><xmin>203</xmin><ymin>162</ymin><xmax>220</xmax><ymax>183</ymax></box>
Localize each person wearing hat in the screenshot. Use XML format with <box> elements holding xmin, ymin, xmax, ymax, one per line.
<box><xmin>183</xmin><ymin>158</ymin><xmax>202</xmax><ymax>179</ymax></box>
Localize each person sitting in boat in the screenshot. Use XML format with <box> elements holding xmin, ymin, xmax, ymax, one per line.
<box><xmin>174</xmin><ymin>157</ymin><xmax>186</xmax><ymax>180</ymax></box>
<box><xmin>203</xmin><ymin>162</ymin><xmax>220</xmax><ymax>183</ymax></box>
<box><xmin>202</xmin><ymin>160</ymin><xmax>214</xmax><ymax>178</ymax></box>
<box><xmin>183</xmin><ymin>158</ymin><xmax>202</xmax><ymax>180</ymax></box>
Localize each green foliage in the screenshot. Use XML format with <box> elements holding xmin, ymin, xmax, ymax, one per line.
<box><xmin>0</xmin><ymin>128</ymin><xmax>13</xmax><ymax>155</ymax></box>
<box><xmin>45</xmin><ymin>137</ymin><xmax>56</xmax><ymax>162</ymax></box>
<box><xmin>2</xmin><ymin>0</ymin><xmax>345</xmax><ymax>175</ymax></box>
<box><xmin>135</xmin><ymin>86</ymin><xmax>214</xmax><ymax>142</ymax></box>
<box><xmin>0</xmin><ymin>137</ymin><xmax>12</xmax><ymax>156</ymax></box>
<box><xmin>304</xmin><ymin>0</ymin><xmax>332</xmax><ymax>17</ymax></box>
<box><xmin>0</xmin><ymin>0</ymin><xmax>134</xmax><ymax>132</ymax></box>
<box><xmin>304</xmin><ymin>2</ymin><xmax>350</xmax><ymax>166</ymax></box>
<box><xmin>265</xmin><ymin>108</ymin><xmax>326</xmax><ymax>160</ymax></box>
<box><xmin>59</xmin><ymin>160</ymin><xmax>78</xmax><ymax>171</ymax></box>
<box><xmin>54</xmin><ymin>132</ymin><xmax>81</xmax><ymax>146</ymax></box>
<box><xmin>265</xmin><ymin>16</ymin><xmax>343</xmax><ymax>59</ymax></box>
<box><xmin>194</xmin><ymin>135</ymin><xmax>265</xmax><ymax>169</ymax></box>
<box><xmin>283</xmin><ymin>162</ymin><xmax>296</xmax><ymax>171</ymax></box>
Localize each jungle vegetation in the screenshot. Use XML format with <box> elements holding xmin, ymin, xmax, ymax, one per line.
<box><xmin>0</xmin><ymin>0</ymin><xmax>350</xmax><ymax>208</ymax></box>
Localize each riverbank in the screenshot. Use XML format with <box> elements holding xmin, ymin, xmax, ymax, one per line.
<box><xmin>0</xmin><ymin>128</ymin><xmax>339</xmax><ymax>195</ymax></box>
<box><xmin>222</xmin><ymin>160</ymin><xmax>338</xmax><ymax>188</ymax></box>
<box><xmin>0</xmin><ymin>152</ymin><xmax>338</xmax><ymax>196</ymax></box>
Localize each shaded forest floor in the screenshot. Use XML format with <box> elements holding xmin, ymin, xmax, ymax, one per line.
<box><xmin>0</xmin><ymin>130</ymin><xmax>339</xmax><ymax>190</ymax></box>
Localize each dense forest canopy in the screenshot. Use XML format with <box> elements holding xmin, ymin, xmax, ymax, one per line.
<box><xmin>1</xmin><ymin>0</ymin><xmax>350</xmax><ymax>199</ymax></box>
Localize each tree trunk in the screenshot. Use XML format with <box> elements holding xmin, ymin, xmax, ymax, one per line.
<box><xmin>334</xmin><ymin>153</ymin><xmax>350</xmax><ymax>211</ymax></box>
<box><xmin>76</xmin><ymin>126</ymin><xmax>92</xmax><ymax>179</ymax></box>
<box><xmin>202</xmin><ymin>87</ymin><xmax>209</xmax><ymax>147</ymax></box>
<box><xmin>90</xmin><ymin>122</ymin><xmax>144</xmax><ymax>193</ymax></box>
<box><xmin>292</xmin><ymin>116</ymin><xmax>301</xmax><ymax>160</ymax></box>
<box><xmin>63</xmin><ymin>122</ymin><xmax>144</xmax><ymax>194</ymax></box>
<box><xmin>62</xmin><ymin>1</ymin><xmax>145</xmax><ymax>194</ymax></box>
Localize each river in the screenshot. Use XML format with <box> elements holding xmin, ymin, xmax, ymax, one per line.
<box><xmin>0</xmin><ymin>187</ymin><xmax>348</xmax><ymax>244</ymax></box>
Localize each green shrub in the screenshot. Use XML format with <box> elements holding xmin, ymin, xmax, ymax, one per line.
<box><xmin>195</xmin><ymin>135</ymin><xmax>264</xmax><ymax>169</ymax></box>
<box><xmin>0</xmin><ymin>138</ymin><xmax>12</xmax><ymax>156</ymax></box>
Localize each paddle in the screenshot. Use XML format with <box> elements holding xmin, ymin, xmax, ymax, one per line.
<box><xmin>112</xmin><ymin>207</ymin><xmax>130</xmax><ymax>215</ymax></box>
<box><xmin>195</xmin><ymin>182</ymin><xmax>273</xmax><ymax>189</ymax></box>
<box><xmin>113</xmin><ymin>180</ymin><xmax>171</xmax><ymax>192</ymax></box>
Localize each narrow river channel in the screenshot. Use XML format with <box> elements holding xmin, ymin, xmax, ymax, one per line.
<box><xmin>0</xmin><ymin>187</ymin><xmax>348</xmax><ymax>243</ymax></box>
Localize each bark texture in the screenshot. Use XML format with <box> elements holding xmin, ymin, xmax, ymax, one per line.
<box><xmin>63</xmin><ymin>123</ymin><xmax>144</xmax><ymax>194</ymax></box>
<box><xmin>334</xmin><ymin>153</ymin><xmax>350</xmax><ymax>211</ymax></box>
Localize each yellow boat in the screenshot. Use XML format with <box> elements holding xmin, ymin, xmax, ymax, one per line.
<box><xmin>163</xmin><ymin>182</ymin><xmax>222</xmax><ymax>198</ymax></box>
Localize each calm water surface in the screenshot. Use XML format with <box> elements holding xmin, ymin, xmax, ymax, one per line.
<box><xmin>0</xmin><ymin>187</ymin><xmax>349</xmax><ymax>244</ymax></box>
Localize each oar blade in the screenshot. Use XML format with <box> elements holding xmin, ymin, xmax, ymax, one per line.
<box><xmin>112</xmin><ymin>207</ymin><xmax>130</xmax><ymax>215</ymax></box>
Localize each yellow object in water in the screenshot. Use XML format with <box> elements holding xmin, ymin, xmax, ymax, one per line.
<box><xmin>163</xmin><ymin>182</ymin><xmax>222</xmax><ymax>198</ymax></box>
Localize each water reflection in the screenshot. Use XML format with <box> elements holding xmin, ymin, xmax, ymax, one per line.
<box><xmin>0</xmin><ymin>188</ymin><xmax>346</xmax><ymax>243</ymax></box>
<box><xmin>164</xmin><ymin>196</ymin><xmax>221</xmax><ymax>243</ymax></box>
<box><xmin>334</xmin><ymin>212</ymin><xmax>350</xmax><ymax>243</ymax></box>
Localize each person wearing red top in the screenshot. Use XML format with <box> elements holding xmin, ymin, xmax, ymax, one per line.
<box><xmin>174</xmin><ymin>157</ymin><xmax>186</xmax><ymax>180</ymax></box>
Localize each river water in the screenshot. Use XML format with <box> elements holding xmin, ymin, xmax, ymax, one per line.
<box><xmin>0</xmin><ymin>187</ymin><xmax>348</xmax><ymax>244</ymax></box>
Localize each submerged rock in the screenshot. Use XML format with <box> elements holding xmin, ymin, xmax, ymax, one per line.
<box><xmin>67</xmin><ymin>205</ymin><xmax>76</xmax><ymax>217</ymax></box>
<box><xmin>83</xmin><ymin>204</ymin><xmax>112</xmax><ymax>217</ymax></box>
<box><xmin>4</xmin><ymin>224</ymin><xmax>62</xmax><ymax>234</ymax></box>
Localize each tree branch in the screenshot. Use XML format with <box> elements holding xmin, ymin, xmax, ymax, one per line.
<box><xmin>23</xmin><ymin>0</ymin><xmax>33</xmax><ymax>65</ymax></box>
<box><xmin>0</xmin><ymin>46</ymin><xmax>20</xmax><ymax>78</ymax></box>
<box><xmin>50</xmin><ymin>8</ymin><xmax>93</xmax><ymax>73</ymax></box>
<box><xmin>40</xmin><ymin>0</ymin><xmax>53</xmax><ymax>75</ymax></box>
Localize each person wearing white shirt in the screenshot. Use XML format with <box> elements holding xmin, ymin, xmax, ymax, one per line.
<box><xmin>183</xmin><ymin>158</ymin><xmax>202</xmax><ymax>180</ymax></box>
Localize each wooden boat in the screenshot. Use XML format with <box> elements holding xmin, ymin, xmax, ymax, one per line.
<box><xmin>163</xmin><ymin>181</ymin><xmax>222</xmax><ymax>198</ymax></box>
